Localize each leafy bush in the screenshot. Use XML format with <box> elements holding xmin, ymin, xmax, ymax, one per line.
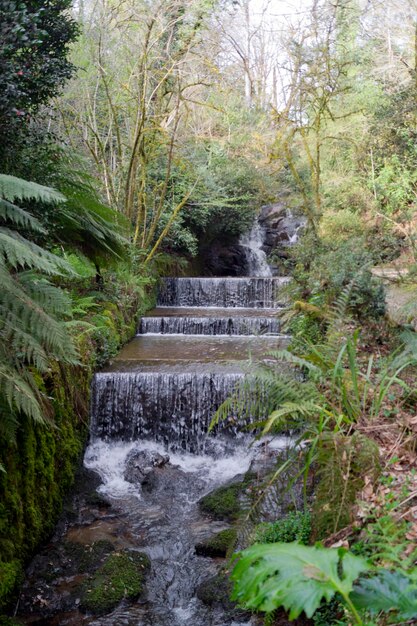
<box><xmin>291</xmin><ymin>233</ymin><xmax>386</xmax><ymax>321</ymax></box>
<box><xmin>254</xmin><ymin>511</ymin><xmax>311</xmax><ymax>545</ymax></box>
<box><xmin>319</xmin><ymin>209</ymin><xmax>364</xmax><ymax>244</ymax></box>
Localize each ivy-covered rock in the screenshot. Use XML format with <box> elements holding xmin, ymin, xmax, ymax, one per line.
<box><xmin>80</xmin><ymin>550</ymin><xmax>150</xmax><ymax>615</ymax></box>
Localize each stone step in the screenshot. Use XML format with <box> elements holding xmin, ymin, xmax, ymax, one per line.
<box><xmin>111</xmin><ymin>334</ymin><xmax>289</xmax><ymax>369</ymax></box>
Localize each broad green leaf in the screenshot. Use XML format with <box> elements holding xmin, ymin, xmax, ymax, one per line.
<box><xmin>231</xmin><ymin>542</ymin><xmax>369</xmax><ymax>619</ymax></box>
<box><xmin>352</xmin><ymin>570</ymin><xmax>417</xmax><ymax>619</ymax></box>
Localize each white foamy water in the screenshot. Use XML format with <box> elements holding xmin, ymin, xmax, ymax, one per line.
<box><xmin>84</xmin><ymin>435</ymin><xmax>292</xmax><ymax>500</ymax></box>
<box><xmin>84</xmin><ymin>437</ymin><xmax>253</xmax><ymax>499</ymax></box>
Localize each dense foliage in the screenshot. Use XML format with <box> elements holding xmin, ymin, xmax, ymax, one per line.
<box><xmin>0</xmin><ymin>0</ymin><xmax>78</xmax><ymax>161</ymax></box>
<box><xmin>2</xmin><ymin>0</ymin><xmax>417</xmax><ymax>622</ymax></box>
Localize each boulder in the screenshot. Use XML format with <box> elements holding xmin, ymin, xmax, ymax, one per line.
<box><xmin>195</xmin><ymin>528</ymin><xmax>237</xmax><ymax>558</ymax></box>
<box><xmin>124</xmin><ymin>450</ymin><xmax>170</xmax><ymax>485</ymax></box>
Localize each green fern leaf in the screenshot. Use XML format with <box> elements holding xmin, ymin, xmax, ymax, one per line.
<box><xmin>0</xmin><ymin>174</ymin><xmax>66</xmax><ymax>204</ymax></box>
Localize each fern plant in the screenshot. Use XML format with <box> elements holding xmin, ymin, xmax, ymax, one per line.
<box><xmin>0</xmin><ymin>175</ymin><xmax>78</xmax><ymax>441</ymax></box>
<box><xmin>211</xmin><ymin>284</ymin><xmax>417</xmax><ymax>536</ymax></box>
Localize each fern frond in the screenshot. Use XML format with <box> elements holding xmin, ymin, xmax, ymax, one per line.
<box><xmin>0</xmin><ymin>199</ymin><xmax>45</xmax><ymax>233</ymax></box>
<box><xmin>0</xmin><ymin>228</ymin><xmax>73</xmax><ymax>275</ymax></box>
<box><xmin>0</xmin><ymin>174</ymin><xmax>66</xmax><ymax>204</ymax></box>
<box><xmin>0</xmin><ymin>363</ymin><xmax>44</xmax><ymax>422</ymax></box>
<box><xmin>0</xmin><ymin>175</ymin><xmax>81</xmax><ymax>431</ymax></box>
<box><xmin>19</xmin><ymin>274</ymin><xmax>73</xmax><ymax>317</ymax></box>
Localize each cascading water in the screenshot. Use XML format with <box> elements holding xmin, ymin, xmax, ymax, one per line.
<box><xmin>139</xmin><ymin>314</ymin><xmax>281</xmax><ymax>336</ymax></box>
<box><xmin>18</xmin><ymin>216</ymin><xmax>294</xmax><ymax>626</ymax></box>
<box><xmin>158</xmin><ymin>277</ymin><xmax>288</xmax><ymax>308</ymax></box>
<box><xmin>240</xmin><ymin>219</ymin><xmax>272</xmax><ymax>277</ymax></box>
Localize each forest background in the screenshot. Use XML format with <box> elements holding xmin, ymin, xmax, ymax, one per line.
<box><xmin>2</xmin><ymin>0</ymin><xmax>417</xmax><ymax>623</ymax></box>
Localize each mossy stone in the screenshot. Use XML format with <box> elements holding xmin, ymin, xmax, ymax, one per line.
<box><xmin>199</xmin><ymin>484</ymin><xmax>242</xmax><ymax>520</ymax></box>
<box><xmin>62</xmin><ymin>539</ymin><xmax>115</xmax><ymax>575</ymax></box>
<box><xmin>195</xmin><ymin>528</ymin><xmax>237</xmax><ymax>558</ymax></box>
<box><xmin>196</xmin><ymin>573</ymin><xmax>251</xmax><ymax>621</ymax></box>
<box><xmin>80</xmin><ymin>550</ymin><xmax>150</xmax><ymax>615</ymax></box>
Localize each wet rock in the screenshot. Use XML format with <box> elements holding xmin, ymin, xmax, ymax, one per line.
<box><xmin>124</xmin><ymin>450</ymin><xmax>170</xmax><ymax>484</ymax></box>
<box><xmin>258</xmin><ymin>202</ymin><xmax>306</xmax><ymax>264</ymax></box>
<box><xmin>199</xmin><ymin>474</ymin><xmax>254</xmax><ymax>521</ymax></box>
<box><xmin>84</xmin><ymin>491</ymin><xmax>112</xmax><ymax>509</ymax></box>
<box><xmin>196</xmin><ymin>573</ymin><xmax>251</xmax><ymax>621</ymax></box>
<box><xmin>195</xmin><ymin>528</ymin><xmax>237</xmax><ymax>558</ymax></box>
<box><xmin>143</xmin><ymin>464</ymin><xmax>192</xmax><ymax>496</ymax></box>
<box><xmin>16</xmin><ymin>540</ymin><xmax>117</xmax><ymax>618</ymax></box>
<box><xmin>79</xmin><ymin>550</ymin><xmax>150</xmax><ymax>615</ymax></box>
<box><xmin>75</xmin><ymin>540</ymin><xmax>115</xmax><ymax>574</ymax></box>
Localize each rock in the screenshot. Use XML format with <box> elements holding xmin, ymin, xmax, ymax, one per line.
<box><xmin>259</xmin><ymin>202</ymin><xmax>287</xmax><ymax>224</ymax></box>
<box><xmin>202</xmin><ymin>243</ymin><xmax>249</xmax><ymax>277</ymax></box>
<box><xmin>124</xmin><ymin>450</ymin><xmax>170</xmax><ymax>485</ymax></box>
<box><xmin>79</xmin><ymin>550</ymin><xmax>150</xmax><ymax>615</ymax></box>
<box><xmin>199</xmin><ymin>474</ymin><xmax>254</xmax><ymax>521</ymax></box>
<box><xmin>382</xmin><ymin>281</ymin><xmax>417</xmax><ymax>330</ymax></box>
<box><xmin>196</xmin><ymin>573</ymin><xmax>251</xmax><ymax>621</ymax></box>
<box><xmin>195</xmin><ymin>528</ymin><xmax>237</xmax><ymax>558</ymax></box>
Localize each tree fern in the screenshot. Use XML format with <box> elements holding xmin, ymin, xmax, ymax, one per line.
<box><xmin>0</xmin><ymin>175</ymin><xmax>78</xmax><ymax>440</ymax></box>
<box><xmin>0</xmin><ymin>174</ymin><xmax>66</xmax><ymax>205</ymax></box>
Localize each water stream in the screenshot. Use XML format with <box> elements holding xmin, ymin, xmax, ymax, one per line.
<box><xmin>240</xmin><ymin>220</ymin><xmax>272</xmax><ymax>278</ymax></box>
<box><xmin>18</xmin><ymin>218</ymin><xmax>294</xmax><ymax>625</ymax></box>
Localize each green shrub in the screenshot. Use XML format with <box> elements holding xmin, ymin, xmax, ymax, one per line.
<box><xmin>291</xmin><ymin>234</ymin><xmax>386</xmax><ymax>321</ymax></box>
<box><xmin>254</xmin><ymin>511</ymin><xmax>311</xmax><ymax>545</ymax></box>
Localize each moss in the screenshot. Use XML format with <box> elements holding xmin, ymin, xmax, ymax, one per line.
<box><xmin>0</xmin><ymin>278</ymin><xmax>154</xmax><ymax>611</ymax></box>
<box><xmin>0</xmin><ymin>562</ymin><xmax>22</xmax><ymax>609</ymax></box>
<box><xmin>80</xmin><ymin>550</ymin><xmax>150</xmax><ymax>615</ymax></box>
<box><xmin>199</xmin><ymin>475</ymin><xmax>254</xmax><ymax>521</ymax></box>
<box><xmin>0</xmin><ymin>617</ymin><xmax>24</xmax><ymax>625</ymax></box>
<box><xmin>195</xmin><ymin>529</ymin><xmax>237</xmax><ymax>558</ymax></box>
<box><xmin>199</xmin><ymin>484</ymin><xmax>242</xmax><ymax>520</ymax></box>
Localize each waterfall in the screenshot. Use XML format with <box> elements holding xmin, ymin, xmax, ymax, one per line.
<box><xmin>82</xmin><ymin>217</ymin><xmax>293</xmax><ymax>626</ymax></box>
<box><xmin>139</xmin><ymin>315</ymin><xmax>281</xmax><ymax>336</ymax></box>
<box><xmin>240</xmin><ymin>219</ymin><xmax>272</xmax><ymax>277</ymax></box>
<box><xmin>91</xmin><ymin>371</ymin><xmax>247</xmax><ymax>452</ymax></box>
<box><xmin>157</xmin><ymin>277</ymin><xmax>289</xmax><ymax>308</ymax></box>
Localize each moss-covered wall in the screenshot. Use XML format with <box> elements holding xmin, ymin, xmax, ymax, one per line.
<box><xmin>0</xmin><ymin>284</ymin><xmax>153</xmax><ymax>610</ymax></box>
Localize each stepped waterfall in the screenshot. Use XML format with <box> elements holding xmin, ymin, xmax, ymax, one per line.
<box><xmin>83</xmin><ymin>229</ymin><xmax>292</xmax><ymax>625</ymax></box>
<box><xmin>18</xmin><ymin>217</ymin><xmax>296</xmax><ymax>626</ymax></box>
